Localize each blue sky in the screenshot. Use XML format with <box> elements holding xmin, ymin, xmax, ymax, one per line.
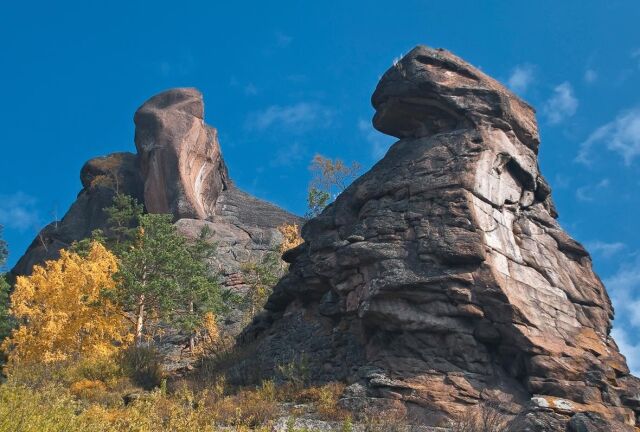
<box><xmin>1</xmin><ymin>1</ymin><xmax>639</xmax><ymax>371</ymax></box>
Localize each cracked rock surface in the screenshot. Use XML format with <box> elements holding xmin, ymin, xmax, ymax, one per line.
<box><xmin>12</xmin><ymin>88</ymin><xmax>301</xmax><ymax>314</ymax></box>
<box><xmin>238</xmin><ymin>46</ymin><xmax>640</xmax><ymax>430</ymax></box>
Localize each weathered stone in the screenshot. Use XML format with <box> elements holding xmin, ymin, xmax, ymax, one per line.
<box><xmin>237</xmin><ymin>46</ymin><xmax>640</xmax><ymax>430</ymax></box>
<box><xmin>14</xmin><ymin>88</ymin><xmax>299</xmax><ymax>274</ymax></box>
<box><xmin>11</xmin><ymin>89</ymin><xmax>301</xmax><ymax>342</ymax></box>
<box><xmin>568</xmin><ymin>412</ymin><xmax>635</xmax><ymax>432</ymax></box>
<box><xmin>133</xmin><ymin>88</ymin><xmax>230</xmax><ymax>220</ymax></box>
<box><xmin>12</xmin><ymin>152</ymin><xmax>143</xmax><ymax>275</ymax></box>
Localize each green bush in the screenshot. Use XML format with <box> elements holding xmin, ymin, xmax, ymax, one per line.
<box><xmin>120</xmin><ymin>346</ymin><xmax>164</xmax><ymax>390</ymax></box>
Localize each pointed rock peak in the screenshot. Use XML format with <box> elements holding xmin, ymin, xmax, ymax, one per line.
<box><xmin>134</xmin><ymin>87</ymin><xmax>228</xmax><ymax>220</ymax></box>
<box><xmin>372</xmin><ymin>45</ymin><xmax>540</xmax><ymax>152</ymax></box>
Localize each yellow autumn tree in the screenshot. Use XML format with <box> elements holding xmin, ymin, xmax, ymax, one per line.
<box><xmin>278</xmin><ymin>223</ymin><xmax>303</xmax><ymax>254</ymax></box>
<box><xmin>1</xmin><ymin>241</ymin><xmax>130</xmax><ymax>368</ymax></box>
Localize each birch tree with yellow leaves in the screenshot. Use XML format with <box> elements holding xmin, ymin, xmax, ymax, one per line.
<box><xmin>1</xmin><ymin>241</ymin><xmax>130</xmax><ymax>368</ymax></box>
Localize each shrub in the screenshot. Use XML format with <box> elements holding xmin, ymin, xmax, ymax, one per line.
<box><xmin>0</xmin><ymin>382</ymin><xmax>111</xmax><ymax>432</ymax></box>
<box><xmin>361</xmin><ymin>407</ymin><xmax>409</xmax><ymax>432</ymax></box>
<box><xmin>290</xmin><ymin>382</ymin><xmax>348</xmax><ymax>420</ymax></box>
<box><xmin>241</xmin><ymin>251</ymin><xmax>285</xmax><ymax>323</ymax></box>
<box><xmin>120</xmin><ymin>345</ymin><xmax>164</xmax><ymax>390</ymax></box>
<box><xmin>447</xmin><ymin>401</ymin><xmax>518</xmax><ymax>432</ymax></box>
<box><xmin>278</xmin><ymin>223</ymin><xmax>303</xmax><ymax>253</ymax></box>
<box><xmin>69</xmin><ymin>379</ymin><xmax>108</xmax><ymax>402</ymax></box>
<box><xmin>277</xmin><ymin>354</ymin><xmax>310</xmax><ymax>390</ymax></box>
<box><xmin>210</xmin><ymin>384</ymin><xmax>279</xmax><ymax>428</ymax></box>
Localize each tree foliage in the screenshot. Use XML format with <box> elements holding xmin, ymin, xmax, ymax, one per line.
<box><xmin>0</xmin><ymin>225</ymin><xmax>12</xmax><ymax>351</ymax></box>
<box><xmin>114</xmin><ymin>214</ymin><xmax>228</xmax><ymax>345</ymax></box>
<box><xmin>0</xmin><ymin>225</ymin><xmax>7</xmax><ymax>267</ymax></box>
<box><xmin>104</xmin><ymin>193</ymin><xmax>144</xmax><ymax>254</ymax></box>
<box><xmin>70</xmin><ymin>193</ymin><xmax>144</xmax><ymax>258</ymax></box>
<box><xmin>306</xmin><ymin>154</ymin><xmax>360</xmax><ymax>218</ymax></box>
<box><xmin>306</xmin><ymin>188</ymin><xmax>331</xmax><ymax>219</ymax></box>
<box><xmin>277</xmin><ymin>223</ymin><xmax>303</xmax><ymax>254</ymax></box>
<box><xmin>241</xmin><ymin>251</ymin><xmax>286</xmax><ymax>322</ymax></box>
<box><xmin>0</xmin><ymin>274</ymin><xmax>12</xmax><ymax>349</ymax></box>
<box><xmin>1</xmin><ymin>242</ymin><xmax>130</xmax><ymax>368</ymax></box>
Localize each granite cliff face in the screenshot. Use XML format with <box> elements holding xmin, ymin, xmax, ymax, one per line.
<box><xmin>239</xmin><ymin>47</ymin><xmax>640</xmax><ymax>430</ymax></box>
<box><xmin>13</xmin><ymin>89</ymin><xmax>300</xmax><ymax>303</ymax></box>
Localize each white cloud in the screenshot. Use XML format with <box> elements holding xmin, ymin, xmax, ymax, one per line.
<box><xmin>605</xmin><ymin>254</ymin><xmax>640</xmax><ymax>375</ymax></box>
<box><xmin>612</xmin><ymin>328</ymin><xmax>640</xmax><ymax>376</ymax></box>
<box><xmin>632</xmin><ymin>49</ymin><xmax>640</xmax><ymax>69</ymax></box>
<box><xmin>552</xmin><ymin>174</ymin><xmax>571</xmax><ymax>189</ymax></box>
<box><xmin>507</xmin><ymin>64</ymin><xmax>535</xmax><ymax>95</ymax></box>
<box><xmin>246</xmin><ymin>102</ymin><xmax>334</xmax><ymax>133</ymax></box>
<box><xmin>543</xmin><ymin>82</ymin><xmax>578</xmax><ymax>124</ymax></box>
<box><xmin>584</xmin><ymin>69</ymin><xmax>598</xmax><ymax>84</ymax></box>
<box><xmin>0</xmin><ymin>192</ymin><xmax>40</xmax><ymax>231</ymax></box>
<box><xmin>270</xmin><ymin>142</ymin><xmax>306</xmax><ymax>167</ymax></box>
<box><xmin>275</xmin><ymin>32</ymin><xmax>293</xmax><ymax>48</ymax></box>
<box><xmin>358</xmin><ymin>119</ymin><xmax>395</xmax><ymax>160</ymax></box>
<box><xmin>575</xmin><ymin>178</ymin><xmax>609</xmax><ymax>202</ymax></box>
<box><xmin>577</xmin><ymin>108</ymin><xmax>640</xmax><ymax>165</ymax></box>
<box><xmin>244</xmin><ymin>83</ymin><xmax>258</xmax><ymax>96</ymax></box>
<box><xmin>605</xmin><ymin>256</ymin><xmax>640</xmax><ymax>326</ymax></box>
<box><xmin>157</xmin><ymin>53</ymin><xmax>195</xmax><ymax>77</ymax></box>
<box><xmin>585</xmin><ymin>240</ymin><xmax>626</xmax><ymax>258</ymax></box>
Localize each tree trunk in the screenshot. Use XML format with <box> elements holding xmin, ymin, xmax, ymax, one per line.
<box><xmin>135</xmin><ymin>294</ymin><xmax>145</xmax><ymax>346</ymax></box>
<box><xmin>189</xmin><ymin>300</ymin><xmax>195</xmax><ymax>353</ymax></box>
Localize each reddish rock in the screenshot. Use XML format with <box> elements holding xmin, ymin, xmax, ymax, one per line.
<box><xmin>238</xmin><ymin>46</ymin><xmax>640</xmax><ymax>429</ymax></box>
<box><xmin>134</xmin><ymin>88</ymin><xmax>229</xmax><ymax>220</ymax></box>
<box><xmin>12</xmin><ymin>90</ymin><xmax>300</xmax><ymax>306</ymax></box>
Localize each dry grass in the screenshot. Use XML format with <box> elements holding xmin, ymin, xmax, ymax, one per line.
<box><xmin>447</xmin><ymin>401</ymin><xmax>520</xmax><ymax>432</ymax></box>
<box><xmin>360</xmin><ymin>406</ymin><xmax>410</xmax><ymax>432</ymax></box>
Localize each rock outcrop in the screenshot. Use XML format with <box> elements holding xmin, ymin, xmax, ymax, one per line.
<box><xmin>134</xmin><ymin>88</ymin><xmax>229</xmax><ymax>220</ymax></box>
<box><xmin>12</xmin><ymin>152</ymin><xmax>144</xmax><ymax>276</ymax></box>
<box><xmin>239</xmin><ymin>46</ymin><xmax>640</xmax><ymax>430</ymax></box>
<box><xmin>13</xmin><ymin>89</ymin><xmax>301</xmax><ymax>303</ymax></box>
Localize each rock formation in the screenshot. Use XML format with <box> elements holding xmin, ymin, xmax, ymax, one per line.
<box><xmin>239</xmin><ymin>46</ymin><xmax>640</xmax><ymax>430</ymax></box>
<box><xmin>12</xmin><ymin>152</ymin><xmax>144</xmax><ymax>276</ymax></box>
<box><xmin>13</xmin><ymin>88</ymin><xmax>301</xmax><ymax>304</ymax></box>
<box><xmin>134</xmin><ymin>88</ymin><xmax>228</xmax><ymax>220</ymax></box>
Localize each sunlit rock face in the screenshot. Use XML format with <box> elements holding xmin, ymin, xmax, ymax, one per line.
<box><xmin>13</xmin><ymin>89</ymin><xmax>300</xmax><ymax>303</ymax></box>
<box><xmin>239</xmin><ymin>46</ymin><xmax>640</xmax><ymax>430</ymax></box>
<box><xmin>134</xmin><ymin>88</ymin><xmax>229</xmax><ymax>220</ymax></box>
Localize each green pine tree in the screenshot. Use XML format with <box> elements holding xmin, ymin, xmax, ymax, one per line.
<box><xmin>114</xmin><ymin>214</ymin><xmax>229</xmax><ymax>347</ymax></box>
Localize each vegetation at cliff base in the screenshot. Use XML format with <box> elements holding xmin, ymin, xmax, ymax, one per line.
<box><xmin>0</xmin><ymin>156</ymin><xmax>369</xmax><ymax>431</ymax></box>
<box><xmin>1</xmin><ymin>242</ymin><xmax>128</xmax><ymax>368</ymax></box>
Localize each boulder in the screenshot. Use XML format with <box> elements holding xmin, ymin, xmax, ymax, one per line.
<box><xmin>237</xmin><ymin>46</ymin><xmax>640</xmax><ymax>430</ymax></box>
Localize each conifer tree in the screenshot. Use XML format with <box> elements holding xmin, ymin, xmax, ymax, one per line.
<box><xmin>114</xmin><ymin>214</ymin><xmax>228</xmax><ymax>346</ymax></box>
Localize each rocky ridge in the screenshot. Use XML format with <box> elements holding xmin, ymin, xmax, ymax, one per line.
<box><xmin>13</xmin><ymin>88</ymin><xmax>301</xmax><ymax>332</ymax></box>
<box><xmin>237</xmin><ymin>46</ymin><xmax>640</xmax><ymax>430</ymax></box>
